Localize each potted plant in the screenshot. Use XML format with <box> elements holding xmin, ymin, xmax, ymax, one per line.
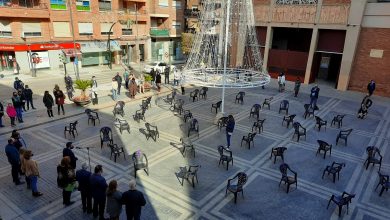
<box><xmin>73</xmin><ymin>79</ymin><xmax>92</xmax><ymax>106</ymax></box>
<box><xmin>143</xmin><ymin>74</ymin><xmax>153</xmax><ymax>92</ymax></box>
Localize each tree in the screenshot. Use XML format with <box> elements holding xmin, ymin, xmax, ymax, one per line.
<box><xmin>181</xmin><ymin>33</ymin><xmax>195</xmax><ymax>55</ymax></box>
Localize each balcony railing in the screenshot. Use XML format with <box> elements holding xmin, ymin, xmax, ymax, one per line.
<box><xmin>150</xmin><ymin>28</ymin><xmax>169</xmax><ymax>37</ymax></box>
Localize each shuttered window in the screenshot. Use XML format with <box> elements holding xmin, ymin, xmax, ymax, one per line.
<box><xmin>101</xmin><ymin>23</ymin><xmax>113</xmax><ymax>35</ymax></box>
<box><xmin>0</xmin><ymin>20</ymin><xmax>12</xmax><ymax>37</ymax></box>
<box><xmin>53</xmin><ymin>22</ymin><xmax>71</xmax><ymax>37</ymax></box>
<box><xmin>78</xmin><ymin>22</ymin><xmax>93</xmax><ymax>35</ymax></box>
<box><xmin>22</xmin><ymin>22</ymin><xmax>41</xmax><ymax>37</ymax></box>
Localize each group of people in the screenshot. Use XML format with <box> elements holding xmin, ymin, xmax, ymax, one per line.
<box><xmin>111</xmin><ymin>70</ymin><xmax>143</xmax><ymax>100</ymax></box>
<box><xmin>42</xmin><ymin>84</ymin><xmax>66</xmax><ymax>117</ymax></box>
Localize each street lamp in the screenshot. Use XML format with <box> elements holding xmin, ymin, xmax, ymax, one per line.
<box><xmin>68</xmin><ymin>0</ymin><xmax>80</xmax><ymax>79</ymax></box>
<box><xmin>107</xmin><ymin>22</ymin><xmax>117</xmax><ymax>70</ymax></box>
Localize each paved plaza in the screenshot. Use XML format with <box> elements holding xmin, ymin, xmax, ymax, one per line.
<box><xmin>0</xmin><ymin>81</ymin><xmax>389</xmax><ymax>220</ymax></box>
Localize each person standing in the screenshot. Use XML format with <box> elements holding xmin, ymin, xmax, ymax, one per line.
<box><xmin>225</xmin><ymin>115</ymin><xmax>235</xmax><ymax>149</ymax></box>
<box><xmin>57</xmin><ymin>156</ymin><xmax>76</xmax><ymax>206</ymax></box>
<box><xmin>173</xmin><ymin>67</ymin><xmax>180</xmax><ymax>86</ymax></box>
<box><xmin>106</xmin><ymin>180</ymin><xmax>122</xmax><ymax>220</ymax></box>
<box><xmin>129</xmin><ymin>78</ymin><xmax>138</xmax><ymax>99</ymax></box>
<box><xmin>18</xmin><ymin>89</ymin><xmax>27</xmax><ymax>111</ymax></box>
<box><xmin>53</xmin><ymin>85</ymin><xmax>65</xmax><ymax>115</ymax></box>
<box><xmin>124</xmin><ymin>70</ymin><xmax>130</xmax><ymax>89</ymax></box>
<box><xmin>5</xmin><ymin>139</ymin><xmax>24</xmax><ymax>185</ymax></box>
<box><xmin>111</xmin><ymin>78</ymin><xmax>118</xmax><ymax>101</ymax></box>
<box><xmin>63</xmin><ymin>142</ymin><xmax>78</xmax><ymax>169</ymax></box>
<box><xmin>64</xmin><ymin>74</ymin><xmax>74</xmax><ymax>101</ymax></box>
<box><xmin>23</xmin><ymin>150</ymin><xmax>43</xmax><ymax>197</ymax></box>
<box><xmin>6</xmin><ymin>103</ymin><xmax>17</xmax><ymax>126</ymax></box>
<box><xmin>114</xmin><ymin>72</ymin><xmax>123</xmax><ymax>95</ymax></box>
<box><xmin>91</xmin><ymin>86</ymin><xmax>98</xmax><ymax>105</ymax></box>
<box><xmin>180</xmin><ymin>70</ymin><xmax>185</xmax><ymax>95</ymax></box>
<box><xmin>277</xmin><ymin>72</ymin><xmax>286</xmax><ymax>92</ymax></box>
<box><xmin>19</xmin><ymin>148</ymin><xmax>30</xmax><ymax>189</ymax></box>
<box><xmin>0</xmin><ymin>101</ymin><xmax>4</xmax><ymax>127</ymax></box>
<box><xmin>150</xmin><ymin>68</ymin><xmax>156</xmax><ymax>87</ymax></box>
<box><xmin>164</xmin><ymin>66</ymin><xmax>170</xmax><ymax>84</ymax></box>
<box><xmin>138</xmin><ymin>73</ymin><xmax>145</xmax><ymax>94</ymax></box>
<box><xmin>13</xmin><ymin>77</ymin><xmax>24</xmax><ymax>90</ymax></box>
<box><xmin>23</xmin><ymin>85</ymin><xmax>36</xmax><ymax>110</ymax></box>
<box><xmin>43</xmin><ymin>91</ymin><xmax>54</xmax><ymax>117</ymax></box>
<box><xmin>121</xmin><ymin>179</ymin><xmax>146</xmax><ymax>220</ymax></box>
<box><xmin>367</xmin><ymin>80</ymin><xmax>376</xmax><ymax>96</ymax></box>
<box><xmin>90</xmin><ymin>165</ymin><xmax>108</xmax><ymax>220</ymax></box>
<box><xmin>11</xmin><ymin>92</ymin><xmax>23</xmax><ymax>123</ymax></box>
<box><xmin>294</xmin><ymin>77</ymin><xmax>301</xmax><ymax>97</ymax></box>
<box><xmin>76</xmin><ymin>163</ymin><xmax>92</xmax><ymax>213</ymax></box>
<box><xmin>310</xmin><ymin>84</ymin><xmax>320</xmax><ymax>109</ymax></box>
<box><xmin>91</xmin><ymin>76</ymin><xmax>98</xmax><ymax>89</ymax></box>
<box><xmin>156</xmin><ymin>71</ymin><xmax>162</xmax><ymax>92</ymax></box>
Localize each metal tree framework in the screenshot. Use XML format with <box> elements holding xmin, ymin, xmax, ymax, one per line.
<box><xmin>183</xmin><ymin>0</ymin><xmax>270</xmax><ymax>90</ymax></box>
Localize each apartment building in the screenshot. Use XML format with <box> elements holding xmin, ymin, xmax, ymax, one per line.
<box><xmin>0</xmin><ymin>0</ymin><xmax>185</xmax><ymax>74</ymax></box>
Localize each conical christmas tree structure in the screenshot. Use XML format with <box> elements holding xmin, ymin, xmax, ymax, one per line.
<box><xmin>183</xmin><ymin>0</ymin><xmax>270</xmax><ymax>88</ymax></box>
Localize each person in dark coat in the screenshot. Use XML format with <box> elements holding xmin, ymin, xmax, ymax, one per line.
<box><xmin>13</xmin><ymin>77</ymin><xmax>24</xmax><ymax>90</ymax></box>
<box><xmin>11</xmin><ymin>130</ymin><xmax>23</xmax><ymax>151</ymax></box>
<box><xmin>53</xmin><ymin>85</ymin><xmax>65</xmax><ymax>115</ymax></box>
<box><xmin>0</xmin><ymin>101</ymin><xmax>4</xmax><ymax>127</ymax></box>
<box><xmin>64</xmin><ymin>74</ymin><xmax>74</xmax><ymax>100</ymax></box>
<box><xmin>57</xmin><ymin>156</ymin><xmax>76</xmax><ymax>205</ymax></box>
<box><xmin>225</xmin><ymin>115</ymin><xmax>235</xmax><ymax>149</ymax></box>
<box><xmin>367</xmin><ymin>80</ymin><xmax>376</xmax><ymax>96</ymax></box>
<box><xmin>150</xmin><ymin>68</ymin><xmax>156</xmax><ymax>86</ymax></box>
<box><xmin>310</xmin><ymin>85</ymin><xmax>320</xmax><ymax>109</ymax></box>
<box><xmin>43</xmin><ymin>91</ymin><xmax>54</xmax><ymax>117</ymax></box>
<box><xmin>11</xmin><ymin>91</ymin><xmax>23</xmax><ymax>123</ymax></box>
<box><xmin>90</xmin><ymin>165</ymin><xmax>108</xmax><ymax>220</ymax></box>
<box><xmin>358</xmin><ymin>95</ymin><xmax>373</xmax><ymax>119</ymax></box>
<box><xmin>114</xmin><ymin>73</ymin><xmax>123</xmax><ymax>95</ymax></box>
<box><xmin>121</xmin><ymin>179</ymin><xmax>146</xmax><ymax>220</ymax></box>
<box><xmin>18</xmin><ymin>89</ymin><xmax>27</xmax><ymax>111</ymax></box>
<box><xmin>156</xmin><ymin>71</ymin><xmax>162</xmax><ymax>92</ymax></box>
<box><xmin>5</xmin><ymin>139</ymin><xmax>24</xmax><ymax>185</ymax></box>
<box><xmin>294</xmin><ymin>77</ymin><xmax>301</xmax><ymax>97</ymax></box>
<box><xmin>76</xmin><ymin>163</ymin><xmax>92</xmax><ymax>213</ymax></box>
<box><xmin>63</xmin><ymin>142</ymin><xmax>78</xmax><ymax>169</ymax></box>
<box><xmin>164</xmin><ymin>66</ymin><xmax>170</xmax><ymax>84</ymax></box>
<box><xmin>23</xmin><ymin>85</ymin><xmax>36</xmax><ymax>110</ymax></box>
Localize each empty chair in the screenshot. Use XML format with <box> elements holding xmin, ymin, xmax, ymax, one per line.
<box><xmin>279</xmin><ymin>100</ymin><xmax>289</xmax><ymax>115</ymax></box>
<box><xmin>171</xmin><ymin>99</ymin><xmax>184</xmax><ymax>115</ymax></box>
<box><xmin>218</xmin><ymin>145</ymin><xmax>233</xmax><ymax>170</ymax></box>
<box><xmin>133</xmin><ymin>108</ymin><xmax>146</xmax><ymax>122</ymax></box>
<box><xmin>252</xmin><ymin>119</ymin><xmax>265</xmax><ymax>133</ymax></box>
<box><xmin>249</xmin><ymin>104</ymin><xmax>261</xmax><ymax>119</ymax></box>
<box><xmin>114</xmin><ymin>118</ymin><xmax>130</xmax><ymax>134</ymax></box>
<box><xmin>331</xmin><ymin>114</ymin><xmax>346</xmax><ymax>128</ymax></box>
<box><xmin>282</xmin><ymin>114</ymin><xmax>296</xmax><ymax>128</ymax></box>
<box><xmin>279</xmin><ymin>163</ymin><xmax>297</xmax><ymax>193</ymax></box>
<box><xmin>327</xmin><ymin>192</ymin><xmax>355</xmax><ymax>217</ymax></box>
<box><xmin>189</xmin><ymin>89</ymin><xmax>199</xmax><ymax>102</ymax></box>
<box><xmin>188</xmin><ymin>118</ymin><xmax>199</xmax><ymax>137</ymax></box>
<box><xmin>262</xmin><ymin>97</ymin><xmax>273</xmax><ymax>110</ymax></box>
<box><xmin>292</xmin><ymin>122</ymin><xmax>306</xmax><ymax>142</ymax></box>
<box><xmin>108</xmin><ymin>143</ymin><xmax>126</xmax><ymax>163</ymax></box>
<box><xmin>177</xmin><ymin>165</ymin><xmax>199</xmax><ymax>188</ymax></box>
<box><xmin>375</xmin><ymin>172</ymin><xmax>390</xmax><ymax>197</ymax></box>
<box><xmin>316</xmin><ymin>140</ymin><xmax>332</xmax><ymax>159</ymax></box>
<box><xmin>211</xmin><ymin>101</ymin><xmax>222</xmax><ymax>113</ymax></box>
<box><xmin>226</xmin><ymin>172</ymin><xmax>248</xmax><ymax>203</ymax></box>
<box><xmin>199</xmin><ymin>87</ymin><xmax>208</xmax><ymax>99</ymax></box>
<box><xmin>364</xmin><ymin>146</ymin><xmax>382</xmax><ymax>171</ymax></box>
<box><xmin>336</xmin><ymin>129</ymin><xmax>353</xmax><ymax>146</ymax></box>
<box><xmin>303</xmin><ymin>104</ymin><xmax>315</xmax><ymax>119</ymax></box>
<box><xmin>113</xmin><ymin>101</ymin><xmax>125</xmax><ymax>117</ymax></box>
<box><xmin>183</xmin><ymin>110</ymin><xmax>193</xmax><ymax>123</ymax></box>
<box><xmin>315</xmin><ymin>116</ymin><xmax>327</xmax><ymax>131</ymax></box>
<box><xmin>85</xmin><ymin>109</ymin><xmax>100</xmax><ymax>126</ymax></box>
<box><xmin>180</xmin><ymin>138</ymin><xmax>195</xmax><ymax>158</ymax></box>
<box><xmin>145</xmin><ymin>123</ymin><xmax>159</xmax><ymax>141</ymax></box>
<box><xmin>270</xmin><ymin>147</ymin><xmax>287</xmax><ymax>164</ymax></box>
<box><xmin>100</xmin><ymin>127</ymin><xmax>113</xmax><ymax>148</ymax></box>
<box><xmin>235</xmin><ymin>91</ymin><xmax>245</xmax><ymax>104</ymax></box>
<box><xmin>240</xmin><ymin>132</ymin><xmax>256</xmax><ymax>149</ymax></box>
<box><xmin>217</xmin><ymin>116</ymin><xmax>229</xmax><ymax>131</ymax></box>
<box><xmin>322</xmin><ymin>162</ymin><xmax>345</xmax><ymax>183</ymax></box>
<box><xmin>64</xmin><ymin>121</ymin><xmax>78</xmax><ymax>138</ymax></box>
<box><xmin>132</xmin><ymin>150</ymin><xmax>149</xmax><ymax>178</ymax></box>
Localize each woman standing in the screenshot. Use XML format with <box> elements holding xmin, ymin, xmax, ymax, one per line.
<box><xmin>294</xmin><ymin>77</ymin><xmax>301</xmax><ymax>97</ymax></box>
<box><xmin>53</xmin><ymin>85</ymin><xmax>65</xmax><ymax>115</ymax></box>
<box><xmin>106</xmin><ymin>180</ymin><xmax>122</xmax><ymax>220</ymax></box>
<box><xmin>6</xmin><ymin>103</ymin><xmax>17</xmax><ymax>126</ymax></box>
<box><xmin>129</xmin><ymin>78</ymin><xmax>138</xmax><ymax>98</ymax></box>
<box><xmin>57</xmin><ymin>156</ymin><xmax>76</xmax><ymax>205</ymax></box>
<box><xmin>43</xmin><ymin>91</ymin><xmax>54</xmax><ymax>117</ymax></box>
<box><xmin>23</xmin><ymin>150</ymin><xmax>43</xmax><ymax>197</ymax></box>
<box><xmin>138</xmin><ymin>73</ymin><xmax>145</xmax><ymax>94</ymax></box>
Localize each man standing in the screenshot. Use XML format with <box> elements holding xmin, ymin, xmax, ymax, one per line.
<box><xmin>173</xmin><ymin>67</ymin><xmax>180</xmax><ymax>86</ymax></box>
<box><xmin>114</xmin><ymin>72</ymin><xmax>122</xmax><ymax>95</ymax></box>
<box><xmin>225</xmin><ymin>115</ymin><xmax>235</xmax><ymax>149</ymax></box>
<box><xmin>310</xmin><ymin>84</ymin><xmax>320</xmax><ymax>109</ymax></box>
<box><xmin>367</xmin><ymin>80</ymin><xmax>376</xmax><ymax>96</ymax></box>
<box><xmin>64</xmin><ymin>74</ymin><xmax>74</xmax><ymax>100</ymax></box>
<box><xmin>121</xmin><ymin>178</ymin><xmax>146</xmax><ymax>220</ymax></box>
<box><xmin>156</xmin><ymin>70</ymin><xmax>162</xmax><ymax>92</ymax></box>
<box><xmin>63</xmin><ymin>142</ymin><xmax>78</xmax><ymax>169</ymax></box>
<box><xmin>124</xmin><ymin>70</ymin><xmax>130</xmax><ymax>89</ymax></box>
<box><xmin>90</xmin><ymin>165</ymin><xmax>108</xmax><ymax>220</ymax></box>
<box><xmin>11</xmin><ymin>91</ymin><xmax>23</xmax><ymax>123</ymax></box>
<box><xmin>76</xmin><ymin>163</ymin><xmax>92</xmax><ymax>213</ymax></box>
<box><xmin>0</xmin><ymin>101</ymin><xmax>4</xmax><ymax>127</ymax></box>
<box><xmin>150</xmin><ymin>68</ymin><xmax>156</xmax><ymax>86</ymax></box>
<box><xmin>23</xmin><ymin>85</ymin><xmax>36</xmax><ymax>110</ymax></box>
<box><xmin>164</xmin><ymin>66</ymin><xmax>170</xmax><ymax>84</ymax></box>
<box><xmin>294</xmin><ymin>77</ymin><xmax>301</xmax><ymax>97</ymax></box>
<box><xmin>13</xmin><ymin>77</ymin><xmax>24</xmax><ymax>90</ymax></box>
<box><xmin>5</xmin><ymin>139</ymin><xmax>24</xmax><ymax>185</ymax></box>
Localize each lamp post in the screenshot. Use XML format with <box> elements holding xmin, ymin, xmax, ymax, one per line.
<box><xmin>68</xmin><ymin>0</ymin><xmax>80</xmax><ymax>79</ymax></box>
<box><xmin>107</xmin><ymin>22</ymin><xmax>117</xmax><ymax>70</ymax></box>
<box><xmin>21</xmin><ymin>36</ymin><xmax>35</xmax><ymax>77</ymax></box>
<box><xmin>221</xmin><ymin>0</ymin><xmax>231</xmax><ymax>115</ymax></box>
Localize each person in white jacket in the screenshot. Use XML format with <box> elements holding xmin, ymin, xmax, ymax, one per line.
<box><xmin>278</xmin><ymin>72</ymin><xmax>286</xmax><ymax>92</ymax></box>
<box><xmin>111</xmin><ymin>78</ymin><xmax>118</xmax><ymax>100</ymax></box>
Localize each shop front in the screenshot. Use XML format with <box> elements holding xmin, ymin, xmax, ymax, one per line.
<box><xmin>78</xmin><ymin>41</ymin><xmax>121</xmax><ymax>67</ymax></box>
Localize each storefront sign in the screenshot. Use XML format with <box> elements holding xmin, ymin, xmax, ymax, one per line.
<box><xmin>29</xmin><ymin>51</ymin><xmax>50</xmax><ymax>69</ymax></box>
<box><xmin>0</xmin><ymin>43</ymin><xmax>80</xmax><ymax>51</ymax></box>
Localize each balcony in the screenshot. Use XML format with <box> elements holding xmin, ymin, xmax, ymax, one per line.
<box><xmin>118</xmin><ymin>9</ymin><xmax>149</xmax><ymax>22</ymax></box>
<box><xmin>150</xmin><ymin>28</ymin><xmax>169</xmax><ymax>37</ymax></box>
<box><xmin>0</xmin><ymin>2</ymin><xmax>49</xmax><ymax>18</ymax></box>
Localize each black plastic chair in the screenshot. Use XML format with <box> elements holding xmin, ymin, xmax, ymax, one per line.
<box><xmin>282</xmin><ymin>114</ymin><xmax>296</xmax><ymax>128</ymax></box>
<box><xmin>100</xmin><ymin>127</ymin><xmax>113</xmax><ymax>148</ymax></box>
<box><xmin>322</xmin><ymin>162</ymin><xmax>345</xmax><ymax>183</ymax></box>
<box><xmin>279</xmin><ymin>163</ymin><xmax>297</xmax><ymax>193</ymax></box>
<box><xmin>133</xmin><ymin>108</ymin><xmax>146</xmax><ymax>122</ymax></box>
<box><xmin>164</xmin><ymin>93</ymin><xmax>175</xmax><ymax>105</ymax></box>
<box><xmin>189</xmin><ymin>89</ymin><xmax>199</xmax><ymax>102</ymax></box>
<box><xmin>327</xmin><ymin>192</ymin><xmax>355</xmax><ymax>217</ymax></box>
<box><xmin>252</xmin><ymin>119</ymin><xmax>265</xmax><ymax>133</ymax></box>
<box><xmin>132</xmin><ymin>150</ymin><xmax>149</xmax><ymax>178</ymax></box>
<box><xmin>85</xmin><ymin>109</ymin><xmax>100</xmax><ymax>126</ymax></box>
<box><xmin>240</xmin><ymin>132</ymin><xmax>256</xmax><ymax>149</ymax></box>
<box><xmin>262</xmin><ymin>97</ymin><xmax>273</xmax><ymax>110</ymax></box>
<box><xmin>292</xmin><ymin>122</ymin><xmax>306</xmax><ymax>142</ymax></box>
<box><xmin>176</xmin><ymin>165</ymin><xmax>199</xmax><ymax>188</ymax></box>
<box><xmin>171</xmin><ymin>99</ymin><xmax>184</xmax><ymax>115</ymax></box>
<box><xmin>141</xmin><ymin>97</ymin><xmax>152</xmax><ymax>109</ymax></box>
<box><xmin>145</xmin><ymin>123</ymin><xmax>159</xmax><ymax>141</ymax></box>
<box><xmin>113</xmin><ymin>101</ymin><xmax>125</xmax><ymax>117</ymax></box>
<box><xmin>315</xmin><ymin>116</ymin><xmax>327</xmax><ymax>131</ymax></box>
<box><xmin>226</xmin><ymin>172</ymin><xmax>248</xmax><ymax>203</ymax></box>
<box><xmin>180</xmin><ymin>138</ymin><xmax>195</xmax><ymax>158</ymax></box>
<box><xmin>218</xmin><ymin>145</ymin><xmax>233</xmax><ymax>170</ymax></box>
<box><xmin>336</xmin><ymin>129</ymin><xmax>353</xmax><ymax>146</ymax></box>
<box><xmin>235</xmin><ymin>91</ymin><xmax>245</xmax><ymax>104</ymax></box>
<box><xmin>199</xmin><ymin>87</ymin><xmax>208</xmax><ymax>99</ymax></box>
<box><xmin>375</xmin><ymin>172</ymin><xmax>389</xmax><ymax>197</ymax></box>
<box><xmin>303</xmin><ymin>104</ymin><xmax>315</xmax><ymax>119</ymax></box>
<box><xmin>114</xmin><ymin>118</ymin><xmax>130</xmax><ymax>134</ymax></box>
<box><xmin>270</xmin><ymin>147</ymin><xmax>287</xmax><ymax>164</ymax></box>
<box><xmin>331</xmin><ymin>114</ymin><xmax>346</xmax><ymax>128</ymax></box>
<box><xmin>364</xmin><ymin>146</ymin><xmax>382</xmax><ymax>171</ymax></box>
<box><xmin>183</xmin><ymin>110</ymin><xmax>193</xmax><ymax>123</ymax></box>
<box><xmin>211</xmin><ymin>101</ymin><xmax>222</xmax><ymax>113</ymax></box>
<box><xmin>64</xmin><ymin>121</ymin><xmax>78</xmax><ymax>138</ymax></box>
<box><xmin>249</xmin><ymin>104</ymin><xmax>261</xmax><ymax>119</ymax></box>
<box><xmin>188</xmin><ymin>118</ymin><xmax>199</xmax><ymax>137</ymax></box>
<box><xmin>108</xmin><ymin>143</ymin><xmax>126</xmax><ymax>163</ymax></box>
<box><xmin>279</xmin><ymin>100</ymin><xmax>289</xmax><ymax>115</ymax></box>
<box><xmin>316</xmin><ymin>140</ymin><xmax>332</xmax><ymax>159</ymax></box>
<box><xmin>217</xmin><ymin>116</ymin><xmax>229</xmax><ymax>131</ymax></box>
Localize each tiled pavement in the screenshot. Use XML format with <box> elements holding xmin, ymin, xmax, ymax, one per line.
<box><xmin>0</xmin><ymin>81</ymin><xmax>389</xmax><ymax>220</ymax></box>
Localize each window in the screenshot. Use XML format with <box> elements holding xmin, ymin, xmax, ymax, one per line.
<box><xmin>158</xmin><ymin>0</ymin><xmax>168</xmax><ymax>7</ymax></box>
<box><xmin>76</xmin><ymin>0</ymin><xmax>90</xmax><ymax>11</ymax></box>
<box><xmin>172</xmin><ymin>21</ymin><xmax>181</xmax><ymax>29</ymax></box>
<box><xmin>101</xmin><ymin>23</ymin><xmax>114</xmax><ymax>35</ymax></box>
<box><xmin>78</xmin><ymin>22</ymin><xmax>93</xmax><ymax>36</ymax></box>
<box><xmin>192</xmin><ymin>5</ymin><xmax>198</xmax><ymax>10</ymax></box>
<box><xmin>0</xmin><ymin>20</ymin><xmax>12</xmax><ymax>37</ymax></box>
<box><xmin>53</xmin><ymin>22</ymin><xmax>71</xmax><ymax>37</ymax></box>
<box><xmin>172</xmin><ymin>0</ymin><xmax>181</xmax><ymax>8</ymax></box>
<box><xmin>22</xmin><ymin>22</ymin><xmax>42</xmax><ymax>37</ymax></box>
<box><xmin>99</xmin><ymin>0</ymin><xmax>111</xmax><ymax>11</ymax></box>
<box><xmin>0</xmin><ymin>0</ymin><xmax>11</xmax><ymax>7</ymax></box>
<box><xmin>50</xmin><ymin>0</ymin><xmax>67</xmax><ymax>10</ymax></box>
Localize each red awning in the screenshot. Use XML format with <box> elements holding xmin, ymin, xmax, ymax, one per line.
<box><xmin>0</xmin><ymin>43</ymin><xmax>81</xmax><ymax>51</ymax></box>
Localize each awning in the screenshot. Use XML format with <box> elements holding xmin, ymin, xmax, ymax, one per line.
<box><xmin>0</xmin><ymin>43</ymin><xmax>80</xmax><ymax>51</ymax></box>
<box><xmin>79</xmin><ymin>40</ymin><xmax>121</xmax><ymax>53</ymax></box>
